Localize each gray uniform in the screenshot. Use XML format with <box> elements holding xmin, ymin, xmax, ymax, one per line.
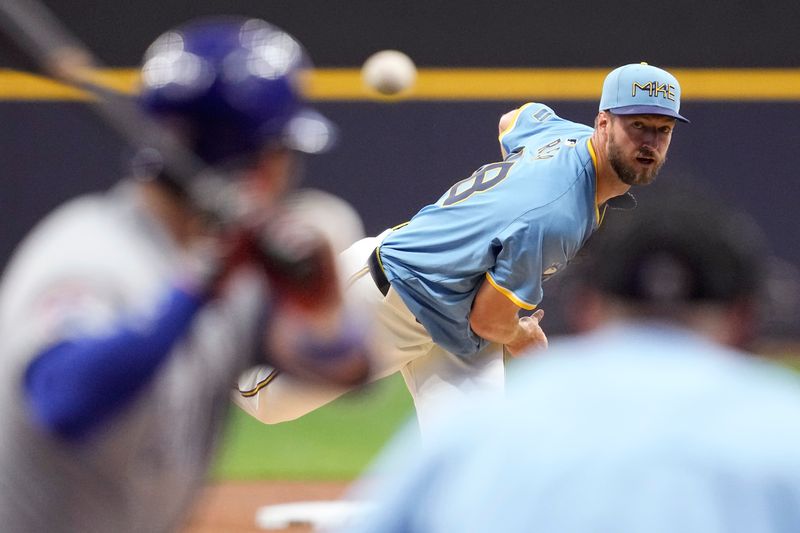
<box><xmin>0</xmin><ymin>183</ymin><xmax>264</xmax><ymax>532</ymax></box>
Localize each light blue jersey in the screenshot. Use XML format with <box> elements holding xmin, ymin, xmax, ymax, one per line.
<box><xmin>347</xmin><ymin>324</ymin><xmax>800</xmax><ymax>533</ymax></box>
<box><xmin>379</xmin><ymin>103</ymin><xmax>601</xmax><ymax>358</ymax></box>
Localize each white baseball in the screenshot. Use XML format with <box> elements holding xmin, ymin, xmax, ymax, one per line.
<box><xmin>361</xmin><ymin>50</ymin><xmax>417</xmax><ymax>95</ymax></box>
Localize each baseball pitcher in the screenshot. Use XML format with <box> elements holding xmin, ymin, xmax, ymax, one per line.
<box><xmin>236</xmin><ymin>63</ymin><xmax>688</xmax><ymax>435</ymax></box>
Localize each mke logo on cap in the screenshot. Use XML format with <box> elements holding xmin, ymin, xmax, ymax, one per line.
<box><xmin>632</xmin><ymin>81</ymin><xmax>676</xmax><ymax>101</ymax></box>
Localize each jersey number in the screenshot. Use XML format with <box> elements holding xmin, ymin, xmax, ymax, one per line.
<box><xmin>442</xmin><ymin>151</ymin><xmax>521</xmax><ymax>207</ymax></box>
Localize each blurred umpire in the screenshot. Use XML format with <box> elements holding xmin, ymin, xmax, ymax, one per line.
<box><xmin>0</xmin><ymin>16</ymin><xmax>368</xmax><ymax>532</ymax></box>
<box><xmin>344</xmin><ymin>193</ymin><xmax>800</xmax><ymax>533</ymax></box>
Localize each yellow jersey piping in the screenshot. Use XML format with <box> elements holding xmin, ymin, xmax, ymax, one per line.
<box><xmin>485</xmin><ymin>272</ymin><xmax>536</xmax><ymax>310</ymax></box>
<box><xmin>238</xmin><ymin>368</ymin><xmax>281</xmax><ymax>398</ymax></box>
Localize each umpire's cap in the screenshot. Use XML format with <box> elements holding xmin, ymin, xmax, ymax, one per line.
<box><xmin>586</xmin><ymin>193</ymin><xmax>764</xmax><ymax>305</ymax></box>
<box><xmin>138</xmin><ymin>16</ymin><xmax>335</xmax><ymax>167</ymax></box>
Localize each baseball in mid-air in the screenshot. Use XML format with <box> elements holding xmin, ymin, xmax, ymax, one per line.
<box><xmin>361</xmin><ymin>50</ymin><xmax>417</xmax><ymax>96</ymax></box>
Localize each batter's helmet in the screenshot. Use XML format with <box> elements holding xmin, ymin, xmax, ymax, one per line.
<box><xmin>138</xmin><ymin>17</ymin><xmax>334</xmax><ymax>168</ymax></box>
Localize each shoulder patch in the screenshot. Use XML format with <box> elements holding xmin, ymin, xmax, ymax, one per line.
<box><xmin>532</xmin><ymin>107</ymin><xmax>553</xmax><ymax>122</ymax></box>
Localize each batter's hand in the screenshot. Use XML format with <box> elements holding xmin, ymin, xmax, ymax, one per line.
<box><xmin>265</xmin><ymin>307</ymin><xmax>371</xmax><ymax>386</ymax></box>
<box><xmin>505</xmin><ymin>309</ymin><xmax>548</xmax><ymax>357</ymax></box>
<box><xmin>176</xmin><ymin>229</ymin><xmax>258</xmax><ymax>298</ymax></box>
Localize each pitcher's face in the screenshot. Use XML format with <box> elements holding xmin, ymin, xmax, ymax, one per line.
<box><xmin>606</xmin><ymin>113</ymin><xmax>675</xmax><ymax>186</ymax></box>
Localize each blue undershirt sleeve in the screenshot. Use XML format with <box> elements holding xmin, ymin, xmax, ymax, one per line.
<box><xmin>24</xmin><ymin>286</ymin><xmax>206</xmax><ymax>441</ymax></box>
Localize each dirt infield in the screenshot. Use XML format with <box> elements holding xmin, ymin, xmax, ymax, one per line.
<box><xmin>182</xmin><ymin>480</ymin><xmax>352</xmax><ymax>533</ymax></box>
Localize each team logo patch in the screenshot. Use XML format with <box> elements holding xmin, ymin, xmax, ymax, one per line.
<box><xmin>632</xmin><ymin>81</ymin><xmax>676</xmax><ymax>101</ymax></box>
<box><xmin>565</xmin><ymin>138</ymin><xmax>577</xmax><ymax>147</ymax></box>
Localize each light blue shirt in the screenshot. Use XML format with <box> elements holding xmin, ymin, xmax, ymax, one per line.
<box><xmin>379</xmin><ymin>103</ymin><xmax>599</xmax><ymax>358</ymax></box>
<box><xmin>347</xmin><ymin>323</ymin><xmax>800</xmax><ymax>533</ymax></box>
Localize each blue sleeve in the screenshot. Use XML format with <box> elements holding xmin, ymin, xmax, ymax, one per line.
<box><xmin>24</xmin><ymin>286</ymin><xmax>206</xmax><ymax>441</ymax></box>
<box><xmin>488</xmin><ymin>213</ymin><xmax>572</xmax><ymax>310</ymax></box>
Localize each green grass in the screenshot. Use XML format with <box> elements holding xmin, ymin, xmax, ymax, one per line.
<box><xmin>211</xmin><ymin>374</ymin><xmax>415</xmax><ymax>480</ymax></box>
<box><xmin>210</xmin><ymin>348</ymin><xmax>800</xmax><ymax>481</ymax></box>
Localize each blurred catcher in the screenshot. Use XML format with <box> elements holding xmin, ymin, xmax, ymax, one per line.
<box><xmin>0</xmin><ymin>16</ymin><xmax>368</xmax><ymax>532</ymax></box>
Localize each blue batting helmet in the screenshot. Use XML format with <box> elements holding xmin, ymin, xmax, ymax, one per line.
<box><xmin>138</xmin><ymin>17</ymin><xmax>334</xmax><ymax>167</ymax></box>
